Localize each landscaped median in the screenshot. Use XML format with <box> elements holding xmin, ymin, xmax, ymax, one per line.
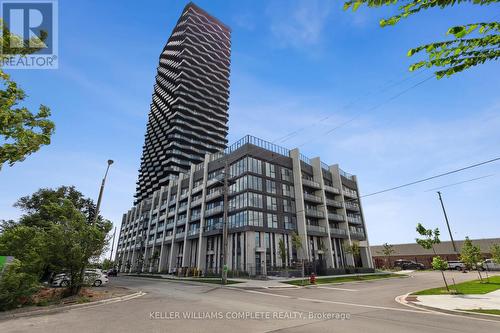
<box><xmin>284</xmin><ymin>273</ymin><xmax>405</xmax><ymax>286</ymax></box>
<box><xmin>405</xmin><ymin>276</ymin><xmax>500</xmax><ymax>317</ymax></box>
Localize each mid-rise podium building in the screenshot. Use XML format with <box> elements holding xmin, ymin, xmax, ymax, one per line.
<box><xmin>116</xmin><ymin>3</ymin><xmax>373</xmax><ymax>275</ymax></box>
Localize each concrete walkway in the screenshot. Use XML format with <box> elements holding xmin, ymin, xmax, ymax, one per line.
<box><xmin>415</xmin><ymin>290</ymin><xmax>500</xmax><ymax>311</ymax></box>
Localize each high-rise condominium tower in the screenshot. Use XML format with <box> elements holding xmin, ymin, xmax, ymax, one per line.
<box><xmin>135</xmin><ymin>2</ymin><xmax>231</xmax><ymax>203</ymax></box>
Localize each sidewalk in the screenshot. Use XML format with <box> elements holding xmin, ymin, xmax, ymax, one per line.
<box><xmin>414</xmin><ymin>290</ymin><xmax>500</xmax><ymax>311</ymax></box>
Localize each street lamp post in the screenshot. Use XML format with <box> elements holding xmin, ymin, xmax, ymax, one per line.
<box><xmin>94</xmin><ymin>159</ymin><xmax>114</xmax><ymax>225</ymax></box>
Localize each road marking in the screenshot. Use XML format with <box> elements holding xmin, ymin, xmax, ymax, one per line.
<box><xmin>231</xmin><ymin>288</ymin><xmax>500</xmax><ymax>323</ymax></box>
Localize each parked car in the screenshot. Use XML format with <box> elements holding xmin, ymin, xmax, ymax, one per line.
<box><xmin>446</xmin><ymin>261</ymin><xmax>465</xmax><ymax>271</ymax></box>
<box><xmin>107</xmin><ymin>268</ymin><xmax>118</xmax><ymax>277</ymax></box>
<box><xmin>479</xmin><ymin>259</ymin><xmax>500</xmax><ymax>271</ymax></box>
<box><xmin>52</xmin><ymin>270</ymin><xmax>109</xmax><ymax>287</ymax></box>
<box><xmin>394</xmin><ymin>259</ymin><xmax>425</xmax><ymax>270</ymax></box>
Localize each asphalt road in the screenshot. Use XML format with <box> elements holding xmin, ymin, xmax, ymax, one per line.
<box><xmin>1</xmin><ymin>271</ymin><xmax>499</xmax><ymax>333</ymax></box>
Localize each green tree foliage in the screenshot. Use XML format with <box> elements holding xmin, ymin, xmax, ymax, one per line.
<box><xmin>101</xmin><ymin>259</ymin><xmax>114</xmax><ymax>270</ymax></box>
<box><xmin>344</xmin><ymin>0</ymin><xmax>500</xmax><ymax>78</ymax></box>
<box><xmin>491</xmin><ymin>244</ymin><xmax>500</xmax><ymax>264</ymax></box>
<box><xmin>415</xmin><ymin>222</ymin><xmax>441</xmax><ymax>253</ymax></box>
<box><xmin>344</xmin><ymin>241</ymin><xmax>361</xmax><ymax>267</ymax></box>
<box><xmin>0</xmin><ymin>259</ymin><xmax>40</xmax><ymax>310</ymax></box>
<box><xmin>0</xmin><ymin>186</ymin><xmax>112</xmax><ymax>307</ymax></box>
<box><xmin>432</xmin><ymin>255</ymin><xmax>449</xmax><ymax>271</ymax></box>
<box><xmin>416</xmin><ymin>223</ymin><xmax>449</xmax><ymax>291</ymax></box>
<box><xmin>0</xmin><ymin>21</ymin><xmax>55</xmax><ymax>169</ymax></box>
<box><xmin>460</xmin><ymin>237</ymin><xmax>484</xmax><ymax>280</ymax></box>
<box><xmin>379</xmin><ymin>242</ymin><xmax>395</xmax><ymax>268</ymax></box>
<box><xmin>278</xmin><ymin>237</ymin><xmax>288</xmax><ymax>268</ymax></box>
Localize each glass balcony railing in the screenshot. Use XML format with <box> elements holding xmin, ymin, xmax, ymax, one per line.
<box><xmin>330</xmin><ymin>228</ymin><xmax>347</xmax><ymax>237</ymax></box>
<box><xmin>302</xmin><ymin>178</ymin><xmax>321</xmax><ymax>189</ymax></box>
<box><xmin>328</xmin><ymin>213</ymin><xmax>344</xmax><ymax>222</ymax></box>
<box><xmin>303</xmin><ymin>192</ymin><xmax>323</xmax><ymax>203</ymax></box>
<box><xmin>325</xmin><ymin>198</ymin><xmax>343</xmax><ymax>208</ymax></box>
<box><xmin>205</xmin><ymin>206</ymin><xmax>223</xmax><ymax>216</ymax></box>
<box><xmin>324</xmin><ymin>185</ymin><xmax>340</xmax><ymax>194</ymax></box>
<box><xmin>307</xmin><ymin>224</ymin><xmax>327</xmax><ymax>234</ymax></box>
<box><xmin>305</xmin><ymin>208</ymin><xmax>325</xmax><ymax>219</ymax></box>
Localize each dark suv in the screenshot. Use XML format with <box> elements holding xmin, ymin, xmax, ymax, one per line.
<box><xmin>394</xmin><ymin>259</ymin><xmax>424</xmax><ymax>270</ymax></box>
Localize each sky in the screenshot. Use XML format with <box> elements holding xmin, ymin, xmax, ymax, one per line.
<box><xmin>1</xmin><ymin>0</ymin><xmax>499</xmax><ymax>258</ymax></box>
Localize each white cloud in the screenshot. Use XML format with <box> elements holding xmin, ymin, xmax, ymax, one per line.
<box><xmin>267</xmin><ymin>0</ymin><xmax>335</xmax><ymax>49</ymax></box>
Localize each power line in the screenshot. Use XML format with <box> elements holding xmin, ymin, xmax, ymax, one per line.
<box><xmin>360</xmin><ymin>156</ymin><xmax>500</xmax><ymax>199</ymax></box>
<box><xmin>424</xmin><ymin>174</ymin><xmax>494</xmax><ymax>192</ymax></box>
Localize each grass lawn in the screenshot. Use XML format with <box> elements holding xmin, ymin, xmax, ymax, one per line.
<box><xmin>126</xmin><ymin>274</ymin><xmax>241</xmax><ymax>285</ymax></box>
<box><xmin>461</xmin><ymin>309</ymin><xmax>500</xmax><ymax>316</ymax></box>
<box><xmin>285</xmin><ymin>273</ymin><xmax>404</xmax><ymax>286</ymax></box>
<box><xmin>412</xmin><ymin>276</ymin><xmax>500</xmax><ymax>295</ymax></box>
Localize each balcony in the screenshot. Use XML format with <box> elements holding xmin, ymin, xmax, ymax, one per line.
<box><xmin>305</xmin><ymin>208</ymin><xmax>325</xmax><ymax>219</ymax></box>
<box><xmin>178</xmin><ymin>205</ymin><xmax>188</xmax><ymax>213</ymax></box>
<box><xmin>205</xmin><ymin>189</ymin><xmax>223</xmax><ymax>201</ymax></box>
<box><xmin>175</xmin><ymin>232</ymin><xmax>185</xmax><ymax>239</ymax></box>
<box><xmin>324</xmin><ymin>185</ymin><xmax>340</xmax><ymax>194</ymax></box>
<box><xmin>188</xmin><ymin>229</ymin><xmax>200</xmax><ymax>237</ymax></box>
<box><xmin>350</xmin><ymin>231</ymin><xmax>366</xmax><ymax>240</ymax></box>
<box><xmin>347</xmin><ymin>216</ymin><xmax>362</xmax><ymax>224</ymax></box>
<box><xmin>328</xmin><ymin>213</ymin><xmax>344</xmax><ymax>222</ymax></box>
<box><xmin>284</xmin><ymin>222</ymin><xmax>296</xmax><ymax>230</ymax></box>
<box><xmin>165</xmin><ymin>222</ymin><xmax>175</xmax><ymax>230</ymax></box>
<box><xmin>303</xmin><ymin>192</ymin><xmax>323</xmax><ymax>204</ymax></box>
<box><xmin>191</xmin><ymin>184</ymin><xmax>203</xmax><ymax>194</ymax></box>
<box><xmin>190</xmin><ymin>214</ymin><xmax>201</xmax><ymax>222</ymax></box>
<box><xmin>190</xmin><ymin>198</ymin><xmax>202</xmax><ymax>207</ymax></box>
<box><xmin>207</xmin><ymin>174</ymin><xmax>224</xmax><ymax>187</ymax></box>
<box><xmin>176</xmin><ymin>218</ymin><xmax>187</xmax><ymax>226</ymax></box>
<box><xmin>205</xmin><ymin>205</ymin><xmax>223</xmax><ymax>217</ymax></box>
<box><xmin>345</xmin><ymin>202</ymin><xmax>360</xmax><ymax>211</ymax></box>
<box><xmin>204</xmin><ymin>222</ymin><xmax>223</xmax><ymax>232</ymax></box>
<box><xmin>302</xmin><ymin>178</ymin><xmax>321</xmax><ymax>189</ymax></box>
<box><xmin>165</xmin><ymin>235</ymin><xmax>173</xmax><ymax>241</ymax></box>
<box><xmin>325</xmin><ymin>198</ymin><xmax>343</xmax><ymax>208</ymax></box>
<box><xmin>330</xmin><ymin>228</ymin><xmax>347</xmax><ymax>237</ymax></box>
<box><xmin>307</xmin><ymin>224</ymin><xmax>327</xmax><ymax>234</ymax></box>
<box><xmin>343</xmin><ymin>189</ymin><xmax>358</xmax><ymax>199</ymax></box>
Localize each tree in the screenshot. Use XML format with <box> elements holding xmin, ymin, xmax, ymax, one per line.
<box><xmin>291</xmin><ymin>232</ymin><xmax>305</xmax><ymax>284</ymax></box>
<box><xmin>416</xmin><ymin>223</ymin><xmax>449</xmax><ymax>291</ymax></box>
<box><xmin>491</xmin><ymin>244</ymin><xmax>500</xmax><ymax>264</ymax></box>
<box><xmin>102</xmin><ymin>259</ymin><xmax>114</xmax><ymax>270</ymax></box>
<box><xmin>0</xmin><ymin>187</ymin><xmax>112</xmax><ymax>298</ymax></box>
<box><xmin>460</xmin><ymin>236</ymin><xmax>483</xmax><ymax>280</ymax></box>
<box><xmin>431</xmin><ymin>256</ymin><xmax>450</xmax><ymax>291</ymax></box>
<box><xmin>379</xmin><ymin>243</ymin><xmax>395</xmax><ymax>268</ymax></box>
<box><xmin>344</xmin><ymin>1</ymin><xmax>500</xmax><ymax>78</ymax></box>
<box><xmin>0</xmin><ymin>259</ymin><xmax>40</xmax><ymax>310</ymax></box>
<box><xmin>278</xmin><ymin>236</ymin><xmax>288</xmax><ymax>268</ymax></box>
<box><xmin>344</xmin><ymin>241</ymin><xmax>361</xmax><ymax>267</ymax></box>
<box><xmin>0</xmin><ymin>22</ymin><xmax>55</xmax><ymax>169</ymax></box>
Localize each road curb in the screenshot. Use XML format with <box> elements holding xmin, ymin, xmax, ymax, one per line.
<box><xmin>395</xmin><ymin>292</ymin><xmax>500</xmax><ymax>321</ymax></box>
<box><xmin>0</xmin><ymin>291</ymin><xmax>146</xmax><ymax>321</ymax></box>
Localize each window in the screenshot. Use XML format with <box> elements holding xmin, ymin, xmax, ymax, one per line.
<box><xmin>229</xmin><ymin>210</ymin><xmax>264</xmax><ymax>228</ymax></box>
<box><xmin>255</xmin><ymin>232</ymin><xmax>261</xmax><ymax>247</ymax></box>
<box><xmin>229</xmin><ymin>175</ymin><xmax>263</xmax><ymax>194</ymax></box>
<box><xmin>266</xmin><ymin>180</ymin><xmax>277</xmax><ymax>194</ymax></box>
<box><xmin>266</xmin><ymin>196</ymin><xmax>277</xmax><ymax>211</ymax></box>
<box><xmin>281</xmin><ymin>167</ymin><xmax>293</xmax><ymax>182</ymax></box>
<box><xmin>283</xmin><ymin>199</ymin><xmax>295</xmax><ymax>213</ymax></box>
<box><xmin>265</xmin><ymin>162</ymin><xmax>276</xmax><ymax>178</ymax></box>
<box><xmin>267</xmin><ymin>214</ymin><xmax>278</xmax><ymax>228</ymax></box>
<box><xmin>229</xmin><ymin>193</ymin><xmax>263</xmax><ymax>210</ymax></box>
<box><xmin>230</xmin><ymin>157</ymin><xmax>262</xmax><ymax>177</ymax></box>
<box><xmin>282</xmin><ymin>184</ymin><xmax>295</xmax><ymax>198</ymax></box>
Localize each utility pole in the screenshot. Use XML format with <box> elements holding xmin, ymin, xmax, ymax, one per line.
<box><xmin>437</xmin><ymin>191</ymin><xmax>458</xmax><ymax>253</ymax></box>
<box><xmin>221</xmin><ymin>160</ymin><xmax>229</xmax><ymax>285</ymax></box>
<box><xmin>109</xmin><ymin>226</ymin><xmax>117</xmax><ymax>261</ymax></box>
<box><xmin>94</xmin><ymin>159</ymin><xmax>114</xmax><ymax>225</ymax></box>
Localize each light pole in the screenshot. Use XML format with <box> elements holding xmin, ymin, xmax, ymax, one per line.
<box><xmin>94</xmin><ymin>159</ymin><xmax>114</xmax><ymax>225</ymax></box>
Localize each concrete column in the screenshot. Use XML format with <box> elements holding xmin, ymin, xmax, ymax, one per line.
<box><xmin>330</xmin><ymin>165</ymin><xmax>354</xmax><ymax>266</ymax></box>
<box><xmin>197</xmin><ymin>154</ymin><xmax>210</xmax><ymax>271</ymax></box>
<box><xmin>289</xmin><ymin>148</ymin><xmax>309</xmax><ymax>260</ymax></box>
<box><xmin>353</xmin><ymin>175</ymin><xmax>374</xmax><ymax>269</ymax></box>
<box><xmin>158</xmin><ymin>186</ymin><xmax>170</xmax><ymax>273</ymax></box>
<box><xmin>311</xmin><ymin>157</ymin><xmax>335</xmax><ymax>269</ymax></box>
<box><xmin>168</xmin><ymin>176</ymin><xmax>183</xmax><ymax>273</ymax></box>
<box><xmin>181</xmin><ymin>166</ymin><xmax>195</xmax><ymax>267</ymax></box>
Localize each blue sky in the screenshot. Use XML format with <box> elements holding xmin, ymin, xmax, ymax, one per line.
<box><xmin>1</xmin><ymin>0</ymin><xmax>499</xmax><ymax>255</ymax></box>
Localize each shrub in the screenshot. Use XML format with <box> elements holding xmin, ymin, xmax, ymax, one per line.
<box><xmin>0</xmin><ymin>259</ymin><xmax>40</xmax><ymax>311</ymax></box>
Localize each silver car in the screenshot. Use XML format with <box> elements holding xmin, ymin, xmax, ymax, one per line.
<box><xmin>52</xmin><ymin>271</ymin><xmax>109</xmax><ymax>287</ymax></box>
